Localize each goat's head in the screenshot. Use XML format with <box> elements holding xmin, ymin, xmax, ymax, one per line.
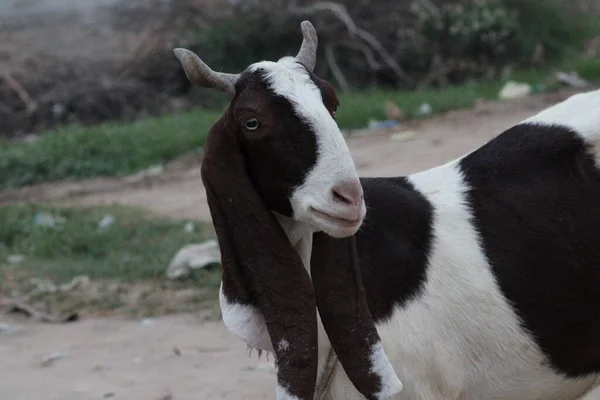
<box><xmin>174</xmin><ymin>21</ymin><xmax>401</xmax><ymax>400</ymax></box>
<box><xmin>174</xmin><ymin>21</ymin><xmax>365</xmax><ymax>238</ymax></box>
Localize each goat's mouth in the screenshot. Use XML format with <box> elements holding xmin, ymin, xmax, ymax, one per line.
<box><xmin>309</xmin><ymin>207</ymin><xmax>364</xmax><ymax>231</ymax></box>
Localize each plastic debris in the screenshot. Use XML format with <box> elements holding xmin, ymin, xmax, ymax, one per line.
<box><xmin>33</xmin><ymin>212</ymin><xmax>59</xmax><ymax>228</ymax></box>
<box><xmin>39</xmin><ymin>351</ymin><xmax>69</xmax><ymax>367</ymax></box>
<box><xmin>183</xmin><ymin>221</ymin><xmax>195</xmax><ymax>233</ymax></box>
<box><xmin>555</xmin><ymin>71</ymin><xmax>589</xmax><ymax>88</ymax></box>
<box><xmin>0</xmin><ymin>322</ymin><xmax>23</xmax><ymax>337</ymax></box>
<box><xmin>139</xmin><ymin>318</ymin><xmax>154</xmax><ymax>327</ymax></box>
<box><xmin>416</xmin><ymin>103</ymin><xmax>432</xmax><ymax>117</ymax></box>
<box><xmin>7</xmin><ymin>254</ymin><xmax>24</xmax><ymax>264</ymax></box>
<box><xmin>98</xmin><ymin>215</ymin><xmax>115</xmax><ymax>230</ymax></box>
<box><xmin>166</xmin><ymin>240</ymin><xmax>221</xmax><ymax>279</ymax></box>
<box><xmin>390</xmin><ymin>131</ymin><xmax>418</xmax><ymax>142</ymax></box>
<box><xmin>367</xmin><ymin>119</ymin><xmax>401</xmax><ymax>130</ymax></box>
<box><xmin>499</xmin><ymin>81</ymin><xmax>532</xmax><ymax>100</ymax></box>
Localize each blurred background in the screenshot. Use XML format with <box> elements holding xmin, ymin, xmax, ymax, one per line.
<box><xmin>1</xmin><ymin>1</ymin><xmax>600</xmax><ymax>399</ymax></box>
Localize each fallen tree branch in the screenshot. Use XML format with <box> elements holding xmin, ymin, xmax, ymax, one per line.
<box><xmin>0</xmin><ymin>298</ymin><xmax>79</xmax><ymax>323</ymax></box>
<box><xmin>324</xmin><ymin>44</ymin><xmax>350</xmax><ymax>92</ymax></box>
<box><xmin>289</xmin><ymin>1</ymin><xmax>414</xmax><ymax>86</ymax></box>
<box><xmin>1</xmin><ymin>72</ymin><xmax>38</xmax><ymax>113</ymax></box>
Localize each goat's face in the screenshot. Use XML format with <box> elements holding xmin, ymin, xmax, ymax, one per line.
<box><xmin>230</xmin><ymin>58</ymin><xmax>365</xmax><ymax>238</ymax></box>
<box><xmin>174</xmin><ymin>21</ymin><xmax>365</xmax><ymax>238</ymax></box>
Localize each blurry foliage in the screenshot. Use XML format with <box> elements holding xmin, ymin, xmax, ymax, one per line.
<box><xmin>0</xmin><ymin>108</ymin><xmax>222</xmax><ymax>189</ymax></box>
<box><xmin>175</xmin><ymin>0</ymin><xmax>600</xmax><ymax>90</ymax></box>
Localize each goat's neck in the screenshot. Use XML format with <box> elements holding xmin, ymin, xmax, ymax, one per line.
<box><xmin>273</xmin><ymin>212</ymin><xmax>314</xmax><ymax>271</ymax></box>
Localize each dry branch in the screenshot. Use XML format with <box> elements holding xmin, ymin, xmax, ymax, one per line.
<box><xmin>289</xmin><ymin>1</ymin><xmax>414</xmax><ymax>86</ymax></box>
<box><xmin>324</xmin><ymin>44</ymin><xmax>350</xmax><ymax>92</ymax></box>
<box><xmin>1</xmin><ymin>72</ymin><xmax>38</xmax><ymax>113</ymax></box>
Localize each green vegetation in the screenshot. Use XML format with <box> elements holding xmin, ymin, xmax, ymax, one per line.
<box><xmin>338</xmin><ymin>58</ymin><xmax>600</xmax><ymax>128</ymax></box>
<box><xmin>0</xmin><ymin>204</ymin><xmax>215</xmax><ymax>282</ymax></box>
<box><xmin>0</xmin><ymin>204</ymin><xmax>221</xmax><ymax>315</ymax></box>
<box><xmin>2</xmin><ymin>58</ymin><xmax>600</xmax><ymax>190</ymax></box>
<box><xmin>0</xmin><ymin>108</ymin><xmax>222</xmax><ymax>189</ymax></box>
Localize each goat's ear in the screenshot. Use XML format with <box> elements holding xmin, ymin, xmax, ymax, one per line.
<box><xmin>311</xmin><ymin>232</ymin><xmax>404</xmax><ymax>399</ymax></box>
<box><xmin>202</xmin><ymin>114</ymin><xmax>318</xmax><ymax>400</ymax></box>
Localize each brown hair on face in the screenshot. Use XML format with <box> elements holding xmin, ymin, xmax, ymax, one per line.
<box><xmin>202</xmin><ymin>111</ymin><xmax>319</xmax><ymax>398</ymax></box>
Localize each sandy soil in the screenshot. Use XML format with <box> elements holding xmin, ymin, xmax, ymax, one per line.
<box><xmin>0</xmin><ymin>90</ymin><xmax>582</xmax><ymax>399</ymax></box>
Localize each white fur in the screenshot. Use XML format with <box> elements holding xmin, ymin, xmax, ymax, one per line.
<box><xmin>369</xmin><ymin>341</ymin><xmax>404</xmax><ymax>399</ymax></box>
<box><xmin>249</xmin><ymin>58</ymin><xmax>366</xmax><ymax>238</ymax></box>
<box><xmin>277</xmin><ymin>384</ymin><xmax>302</xmax><ymax>400</ymax></box>
<box><xmin>219</xmin><ymin>283</ymin><xmax>274</xmax><ymax>352</ymax></box>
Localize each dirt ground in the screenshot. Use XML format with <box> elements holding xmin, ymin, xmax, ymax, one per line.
<box><xmin>0</xmin><ymin>90</ymin><xmax>583</xmax><ymax>399</ymax></box>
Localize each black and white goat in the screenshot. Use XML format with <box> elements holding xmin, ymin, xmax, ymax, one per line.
<box><xmin>174</xmin><ymin>21</ymin><xmax>600</xmax><ymax>400</ymax></box>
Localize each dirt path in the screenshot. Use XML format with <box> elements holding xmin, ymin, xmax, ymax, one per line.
<box><xmin>0</xmin><ymin>90</ymin><xmax>581</xmax><ymax>399</ymax></box>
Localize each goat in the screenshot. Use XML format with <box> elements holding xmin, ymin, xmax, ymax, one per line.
<box><xmin>174</xmin><ymin>20</ymin><xmax>600</xmax><ymax>400</ymax></box>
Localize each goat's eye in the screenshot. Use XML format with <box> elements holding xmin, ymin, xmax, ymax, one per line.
<box><xmin>332</xmin><ymin>105</ymin><xmax>338</xmax><ymax>117</ymax></box>
<box><xmin>244</xmin><ymin>118</ymin><xmax>259</xmax><ymax>131</ymax></box>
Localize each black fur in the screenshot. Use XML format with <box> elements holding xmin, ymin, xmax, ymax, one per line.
<box><xmin>355</xmin><ymin>177</ymin><xmax>435</xmax><ymax>323</ymax></box>
<box><xmin>459</xmin><ymin>123</ymin><xmax>600</xmax><ymax>377</ymax></box>
<box><xmin>233</xmin><ymin>69</ymin><xmax>318</xmax><ymax>217</ymax></box>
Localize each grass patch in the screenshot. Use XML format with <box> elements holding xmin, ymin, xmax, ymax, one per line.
<box><xmin>0</xmin><ymin>204</ymin><xmax>221</xmax><ymax>317</ymax></box>
<box><xmin>0</xmin><ymin>108</ymin><xmax>222</xmax><ymax>189</ymax></box>
<box><xmin>336</xmin><ymin>58</ymin><xmax>600</xmax><ymax>129</ymax></box>
<box><xmin>2</xmin><ymin>58</ymin><xmax>600</xmax><ymax>189</ymax></box>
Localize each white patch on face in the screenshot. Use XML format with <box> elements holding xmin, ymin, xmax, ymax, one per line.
<box><xmin>368</xmin><ymin>340</ymin><xmax>404</xmax><ymax>399</ymax></box>
<box><xmin>219</xmin><ymin>283</ymin><xmax>273</xmax><ymax>352</ymax></box>
<box><xmin>248</xmin><ymin>58</ymin><xmax>365</xmax><ymax>238</ymax></box>
<box><xmin>523</xmin><ymin>89</ymin><xmax>600</xmax><ymax>166</ymax></box>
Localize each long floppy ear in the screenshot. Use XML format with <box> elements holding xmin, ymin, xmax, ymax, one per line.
<box><xmin>311</xmin><ymin>232</ymin><xmax>403</xmax><ymax>400</ymax></box>
<box><xmin>201</xmin><ymin>113</ymin><xmax>318</xmax><ymax>400</ymax></box>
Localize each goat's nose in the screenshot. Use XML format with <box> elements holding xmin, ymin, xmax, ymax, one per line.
<box><xmin>332</xmin><ymin>179</ymin><xmax>364</xmax><ymax>207</ymax></box>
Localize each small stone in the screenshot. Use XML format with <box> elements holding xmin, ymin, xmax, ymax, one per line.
<box><xmin>7</xmin><ymin>254</ymin><xmax>24</xmax><ymax>264</ymax></box>
<box><xmin>39</xmin><ymin>351</ymin><xmax>69</xmax><ymax>367</ymax></box>
<box><xmin>390</xmin><ymin>131</ymin><xmax>418</xmax><ymax>142</ymax></box>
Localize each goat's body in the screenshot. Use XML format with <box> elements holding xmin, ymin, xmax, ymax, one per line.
<box><xmin>320</xmin><ymin>92</ymin><xmax>600</xmax><ymax>399</ymax></box>
<box><xmin>217</xmin><ymin>88</ymin><xmax>600</xmax><ymax>398</ymax></box>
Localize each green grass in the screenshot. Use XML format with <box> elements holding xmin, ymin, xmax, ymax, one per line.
<box><xmin>0</xmin><ymin>204</ymin><xmax>217</xmax><ymax>282</ymax></box>
<box><xmin>0</xmin><ymin>204</ymin><xmax>221</xmax><ymax>316</ymax></box>
<box><xmin>2</xmin><ymin>57</ymin><xmax>600</xmax><ymax>190</ymax></box>
<box><xmin>0</xmin><ymin>108</ymin><xmax>222</xmax><ymax>189</ymax></box>
<box><xmin>336</xmin><ymin>58</ymin><xmax>600</xmax><ymax>129</ymax></box>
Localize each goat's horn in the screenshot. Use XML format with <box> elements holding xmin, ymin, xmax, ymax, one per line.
<box><xmin>173</xmin><ymin>48</ymin><xmax>239</xmax><ymax>96</ymax></box>
<box><xmin>295</xmin><ymin>20</ymin><xmax>318</xmax><ymax>72</ymax></box>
